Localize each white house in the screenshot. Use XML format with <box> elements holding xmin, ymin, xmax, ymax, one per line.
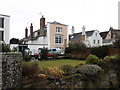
<box><xmin>0</xmin><ymin>14</ymin><xmax>10</xmax><ymax>44</ymax></box>
<box><xmin>70</xmin><ymin>26</ymin><xmax>102</xmax><ymax>47</ymax></box>
<box><xmin>21</xmin><ymin>16</ymin><xmax>69</xmax><ymax>53</ymax></box>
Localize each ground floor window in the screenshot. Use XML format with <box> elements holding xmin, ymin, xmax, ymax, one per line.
<box><xmin>55</xmin><ymin>35</ymin><xmax>63</xmax><ymax>44</ymax></box>
<box><xmin>0</xmin><ymin>31</ymin><xmax>4</xmax><ymax>41</ymax></box>
<box><xmin>56</xmin><ymin>47</ymin><xmax>64</xmax><ymax>54</ymax></box>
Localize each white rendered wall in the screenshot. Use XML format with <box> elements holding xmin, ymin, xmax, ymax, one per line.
<box><xmin>0</xmin><ymin>15</ymin><xmax>10</xmax><ymax>44</ymax></box>
<box><xmin>47</xmin><ymin>23</ymin><xmax>50</xmax><ymax>49</ymax></box>
<box><xmin>26</xmin><ymin>36</ymin><xmax>48</xmax><ymax>50</ymax></box>
<box><xmin>87</xmin><ymin>30</ymin><xmax>102</xmax><ymax>47</ymax></box>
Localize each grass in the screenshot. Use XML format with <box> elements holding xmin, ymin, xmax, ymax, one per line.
<box><xmin>22</xmin><ymin>59</ymin><xmax>85</xmax><ymax>69</ymax></box>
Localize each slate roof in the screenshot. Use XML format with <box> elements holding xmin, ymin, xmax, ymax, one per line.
<box><xmin>86</xmin><ymin>30</ymin><xmax>94</xmax><ymax>37</ymax></box>
<box><xmin>112</xmin><ymin>29</ymin><xmax>120</xmax><ymax>38</ymax></box>
<box><xmin>49</xmin><ymin>21</ymin><xmax>68</xmax><ymax>26</ymax></box>
<box><xmin>21</xmin><ymin>28</ymin><xmax>46</xmax><ymax>42</ymax></box>
<box><xmin>70</xmin><ymin>32</ymin><xmax>82</xmax><ymax>41</ymax></box>
<box><xmin>70</xmin><ymin>30</ymin><xmax>95</xmax><ymax>41</ymax></box>
<box><xmin>100</xmin><ymin>31</ymin><xmax>108</xmax><ymax>39</ymax></box>
<box><xmin>21</xmin><ymin>21</ymin><xmax>66</xmax><ymax>42</ymax></box>
<box><xmin>103</xmin><ymin>39</ymin><xmax>113</xmax><ymax>43</ymax></box>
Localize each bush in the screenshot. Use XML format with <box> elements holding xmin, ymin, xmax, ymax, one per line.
<box><xmin>65</xmin><ymin>41</ymin><xmax>87</xmax><ymax>53</ymax></box>
<box><xmin>103</xmin><ymin>54</ymin><xmax>120</xmax><ymax>62</ymax></box>
<box><xmin>60</xmin><ymin>64</ymin><xmax>75</xmax><ymax>75</ymax></box>
<box><xmin>40</xmin><ymin>48</ymin><xmax>48</xmax><ymax>60</ymax></box>
<box><xmin>85</xmin><ymin>54</ymin><xmax>100</xmax><ymax>65</ymax></box>
<box><xmin>103</xmin><ymin>56</ymin><xmax>111</xmax><ymax>62</ymax></box>
<box><xmin>89</xmin><ymin>45</ymin><xmax>111</xmax><ymax>59</ymax></box>
<box><xmin>42</xmin><ymin>67</ymin><xmax>63</xmax><ymax>79</ymax></box>
<box><xmin>0</xmin><ymin>43</ymin><xmax>11</xmax><ymax>52</ymax></box>
<box><xmin>22</xmin><ymin>61</ymin><xmax>40</xmax><ymax>77</ymax></box>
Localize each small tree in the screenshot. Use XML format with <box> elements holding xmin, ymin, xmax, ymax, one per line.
<box><xmin>10</xmin><ymin>38</ymin><xmax>20</xmax><ymax>44</ymax></box>
<box><xmin>40</xmin><ymin>47</ymin><xmax>48</xmax><ymax>60</ymax></box>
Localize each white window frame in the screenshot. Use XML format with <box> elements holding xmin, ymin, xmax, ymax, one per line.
<box><xmin>54</xmin><ymin>35</ymin><xmax>64</xmax><ymax>44</ymax></box>
<box><xmin>56</xmin><ymin>27</ymin><xmax>62</xmax><ymax>33</ymax></box>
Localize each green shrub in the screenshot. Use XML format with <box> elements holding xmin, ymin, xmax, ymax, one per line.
<box><xmin>89</xmin><ymin>45</ymin><xmax>111</xmax><ymax>59</ymax></box>
<box><xmin>0</xmin><ymin>43</ymin><xmax>11</xmax><ymax>52</ymax></box>
<box><xmin>104</xmin><ymin>54</ymin><xmax>120</xmax><ymax>62</ymax></box>
<box><xmin>85</xmin><ymin>54</ymin><xmax>100</xmax><ymax>64</ymax></box>
<box><xmin>103</xmin><ymin>56</ymin><xmax>111</xmax><ymax>62</ymax></box>
<box><xmin>65</xmin><ymin>41</ymin><xmax>87</xmax><ymax>53</ymax></box>
<box><xmin>60</xmin><ymin>64</ymin><xmax>75</xmax><ymax>75</ymax></box>
<box><xmin>22</xmin><ymin>61</ymin><xmax>40</xmax><ymax>77</ymax></box>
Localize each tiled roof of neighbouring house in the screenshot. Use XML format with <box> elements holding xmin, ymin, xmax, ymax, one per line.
<box><xmin>70</xmin><ymin>30</ymin><xmax>95</xmax><ymax>41</ymax></box>
<box><xmin>21</xmin><ymin>27</ymin><xmax>47</xmax><ymax>42</ymax></box>
<box><xmin>102</xmin><ymin>39</ymin><xmax>113</xmax><ymax>43</ymax></box>
<box><xmin>112</xmin><ymin>29</ymin><xmax>120</xmax><ymax>38</ymax></box>
<box><xmin>100</xmin><ymin>31</ymin><xmax>108</xmax><ymax>39</ymax></box>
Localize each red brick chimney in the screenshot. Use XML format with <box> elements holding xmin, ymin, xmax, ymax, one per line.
<box><xmin>25</xmin><ymin>27</ymin><xmax>28</xmax><ymax>38</ymax></box>
<box><xmin>40</xmin><ymin>15</ymin><xmax>45</xmax><ymax>36</ymax></box>
<box><xmin>30</xmin><ymin>23</ymin><xmax>33</xmax><ymax>39</ymax></box>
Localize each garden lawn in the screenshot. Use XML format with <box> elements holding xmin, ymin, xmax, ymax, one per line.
<box><xmin>36</xmin><ymin>59</ymin><xmax>85</xmax><ymax>69</ymax></box>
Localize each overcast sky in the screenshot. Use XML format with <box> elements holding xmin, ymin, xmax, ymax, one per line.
<box><xmin>0</xmin><ymin>0</ymin><xmax>119</xmax><ymax>39</ymax></box>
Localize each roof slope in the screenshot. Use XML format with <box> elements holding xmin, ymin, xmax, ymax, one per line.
<box><xmin>100</xmin><ymin>31</ymin><xmax>108</xmax><ymax>39</ymax></box>
<box><xmin>70</xmin><ymin>30</ymin><xmax>95</xmax><ymax>41</ymax></box>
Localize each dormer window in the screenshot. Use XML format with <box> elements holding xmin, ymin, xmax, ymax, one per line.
<box><xmin>0</xmin><ymin>18</ymin><xmax>4</xmax><ymax>28</ymax></box>
<box><xmin>56</xmin><ymin>27</ymin><xmax>62</xmax><ymax>33</ymax></box>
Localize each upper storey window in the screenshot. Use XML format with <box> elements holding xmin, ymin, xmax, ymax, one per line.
<box><xmin>0</xmin><ymin>18</ymin><xmax>4</xmax><ymax>28</ymax></box>
<box><xmin>56</xmin><ymin>27</ymin><xmax>62</xmax><ymax>33</ymax></box>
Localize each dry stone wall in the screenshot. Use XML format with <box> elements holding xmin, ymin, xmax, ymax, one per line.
<box><xmin>0</xmin><ymin>52</ymin><xmax>22</xmax><ymax>89</ymax></box>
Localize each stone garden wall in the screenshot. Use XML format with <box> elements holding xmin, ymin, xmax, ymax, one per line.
<box><xmin>0</xmin><ymin>52</ymin><xmax>22</xmax><ymax>89</ymax></box>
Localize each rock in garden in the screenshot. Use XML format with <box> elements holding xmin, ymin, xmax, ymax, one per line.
<box><xmin>76</xmin><ymin>64</ymin><xmax>102</xmax><ymax>75</ymax></box>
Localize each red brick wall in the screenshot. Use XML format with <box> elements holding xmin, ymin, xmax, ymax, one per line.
<box><xmin>108</xmin><ymin>48</ymin><xmax>120</xmax><ymax>56</ymax></box>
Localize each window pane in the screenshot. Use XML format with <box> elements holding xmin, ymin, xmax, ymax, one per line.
<box><xmin>55</xmin><ymin>36</ymin><xmax>58</xmax><ymax>43</ymax></box>
<box><xmin>55</xmin><ymin>35</ymin><xmax>63</xmax><ymax>44</ymax></box>
<box><xmin>56</xmin><ymin>27</ymin><xmax>62</xmax><ymax>33</ymax></box>
<box><xmin>59</xmin><ymin>36</ymin><xmax>61</xmax><ymax>43</ymax></box>
<box><xmin>93</xmin><ymin>40</ymin><xmax>95</xmax><ymax>44</ymax></box>
<box><xmin>56</xmin><ymin>27</ymin><xmax>58</xmax><ymax>32</ymax></box>
<box><xmin>0</xmin><ymin>18</ymin><xmax>4</xmax><ymax>28</ymax></box>
<box><xmin>0</xmin><ymin>31</ymin><xmax>4</xmax><ymax>41</ymax></box>
<box><xmin>98</xmin><ymin>40</ymin><xmax>99</xmax><ymax>44</ymax></box>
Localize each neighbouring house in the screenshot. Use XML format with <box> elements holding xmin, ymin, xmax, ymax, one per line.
<box><xmin>69</xmin><ymin>26</ymin><xmax>102</xmax><ymax>47</ymax></box>
<box><xmin>21</xmin><ymin>16</ymin><xmax>68</xmax><ymax>53</ymax></box>
<box><xmin>0</xmin><ymin>14</ymin><xmax>10</xmax><ymax>44</ymax></box>
<box><xmin>100</xmin><ymin>27</ymin><xmax>120</xmax><ymax>46</ymax></box>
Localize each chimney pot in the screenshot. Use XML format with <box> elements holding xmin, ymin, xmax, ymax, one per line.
<box><xmin>30</xmin><ymin>23</ymin><xmax>33</xmax><ymax>38</ymax></box>
<box><xmin>25</xmin><ymin>27</ymin><xmax>28</xmax><ymax>38</ymax></box>
<box><xmin>40</xmin><ymin>16</ymin><xmax>45</xmax><ymax>36</ymax></box>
